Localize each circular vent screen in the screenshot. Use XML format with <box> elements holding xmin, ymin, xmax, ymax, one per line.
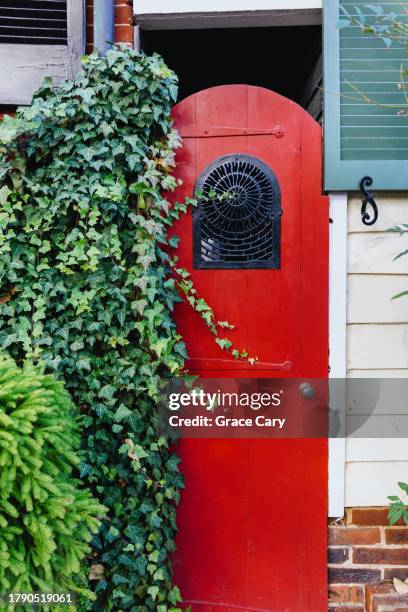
<box><xmin>193</xmin><ymin>154</ymin><xmax>281</xmax><ymax>269</ymax></box>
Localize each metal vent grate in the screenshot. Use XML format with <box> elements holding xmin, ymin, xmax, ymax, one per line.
<box><xmin>194</xmin><ymin>154</ymin><xmax>281</xmax><ymax>269</ymax></box>
<box><xmin>0</xmin><ymin>1</ymin><xmax>67</xmax><ymax>45</ymax></box>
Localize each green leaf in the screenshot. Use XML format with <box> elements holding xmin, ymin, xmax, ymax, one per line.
<box><xmin>168</xmin><ymin>235</ymin><xmax>180</xmax><ymax>248</ymax></box>
<box><xmin>114</xmin><ymin>404</ymin><xmax>132</xmax><ymax>422</ymax></box>
<box><xmin>398</xmin><ymin>482</ymin><xmax>408</xmax><ymax>495</ymax></box>
<box><xmin>169</xmin><ymin>586</ymin><xmax>181</xmax><ymax>605</ymax></box>
<box><xmin>392</xmin><ymin>291</ymin><xmax>408</xmax><ymax>301</ymax></box>
<box><xmin>134</xmin><ymin>556</ymin><xmax>147</xmax><ymax>576</ymax></box>
<box><xmin>106</xmin><ymin>527</ymin><xmax>120</xmax><ymax>542</ymax></box>
<box><xmin>393</xmin><ymin>249</ymin><xmax>408</xmax><ymax>262</ymax></box>
<box><xmin>147</xmin><ymin>586</ymin><xmax>159</xmax><ymax>601</ymax></box>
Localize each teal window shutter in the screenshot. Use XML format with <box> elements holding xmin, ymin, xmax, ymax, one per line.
<box><xmin>323</xmin><ymin>0</ymin><xmax>408</xmax><ymax>191</ymax></box>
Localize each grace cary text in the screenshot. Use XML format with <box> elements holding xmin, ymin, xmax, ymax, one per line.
<box><xmin>169</xmin><ymin>415</ymin><xmax>286</xmax><ymax>428</ymax></box>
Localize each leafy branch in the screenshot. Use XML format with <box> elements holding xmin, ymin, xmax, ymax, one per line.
<box><xmin>388</xmin><ymin>482</ymin><xmax>408</xmax><ymax>524</ymax></box>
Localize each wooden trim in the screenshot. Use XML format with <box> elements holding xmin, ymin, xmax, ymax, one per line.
<box><xmin>134</xmin><ymin>25</ymin><xmax>142</xmax><ymax>52</ymax></box>
<box><xmin>300</xmin><ymin>52</ymin><xmax>322</xmax><ymax>121</ymax></box>
<box><xmin>135</xmin><ymin>9</ymin><xmax>322</xmax><ymax>30</ymax></box>
<box><xmin>328</xmin><ymin>192</ymin><xmax>347</xmax><ymax>517</ymax></box>
<box><xmin>67</xmin><ymin>0</ymin><xmax>85</xmax><ymax>80</ymax></box>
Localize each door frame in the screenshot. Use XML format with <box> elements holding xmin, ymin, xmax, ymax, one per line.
<box><xmin>328</xmin><ymin>192</ymin><xmax>347</xmax><ymax>517</ymax></box>
<box><xmin>133</xmin><ymin>8</ymin><xmax>349</xmax><ymax>515</ymax></box>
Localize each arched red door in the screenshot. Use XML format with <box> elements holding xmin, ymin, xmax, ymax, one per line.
<box><xmin>170</xmin><ymin>85</ymin><xmax>329</xmax><ymax>611</ymax></box>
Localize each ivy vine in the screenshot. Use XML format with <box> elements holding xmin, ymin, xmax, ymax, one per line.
<box><xmin>0</xmin><ymin>47</ymin><xmax>249</xmax><ymax>609</ymax></box>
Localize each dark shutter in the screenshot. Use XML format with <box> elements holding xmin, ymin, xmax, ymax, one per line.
<box><xmin>323</xmin><ymin>0</ymin><xmax>408</xmax><ymax>190</ymax></box>
<box><xmin>0</xmin><ymin>1</ymin><xmax>67</xmax><ymax>45</ymax></box>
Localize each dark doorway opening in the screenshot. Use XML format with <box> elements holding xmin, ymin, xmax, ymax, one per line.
<box><xmin>143</xmin><ymin>25</ymin><xmax>322</xmax><ymax>119</ymax></box>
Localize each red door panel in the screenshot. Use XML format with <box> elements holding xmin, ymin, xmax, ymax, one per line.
<box><xmin>170</xmin><ymin>85</ymin><xmax>329</xmax><ymax>611</ymax></box>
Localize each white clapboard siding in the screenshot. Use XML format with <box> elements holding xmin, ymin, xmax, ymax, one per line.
<box><xmin>347</xmin><ymin>439</ymin><xmax>408</xmax><ymax>463</ymax></box>
<box><xmin>345</xmin><ymin>461</ymin><xmax>408</xmax><ymax>507</ymax></box>
<box><xmin>347</xmin><ymin>416</ymin><xmax>408</xmax><ymax>438</ymax></box>
<box><xmin>348</xmin><ymin>275</ymin><xmax>408</xmax><ymax>324</ymax></box>
<box><xmin>348</xmin><ymin>324</ymin><xmax>408</xmax><ymax>370</ymax></box>
<box><xmin>347</xmin><ymin>378</ymin><xmax>408</xmax><ymax>415</ymax></box>
<box><xmin>348</xmin><ymin>194</ymin><xmax>408</xmax><ymax>233</ymax></box>
<box><xmin>345</xmin><ymin>193</ymin><xmax>408</xmax><ymax>508</ymax></box>
<box><xmin>349</xmin><ymin>369</ymin><xmax>408</xmax><ymax>378</ymax></box>
<box><xmin>348</xmin><ymin>233</ymin><xmax>408</xmax><ymax>274</ymax></box>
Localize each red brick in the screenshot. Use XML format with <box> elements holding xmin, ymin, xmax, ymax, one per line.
<box><xmin>329</xmin><ymin>526</ymin><xmax>381</xmax><ymax>545</ymax></box>
<box><xmin>114</xmin><ymin>24</ymin><xmax>133</xmax><ymax>43</ymax></box>
<box><xmin>115</xmin><ymin>5</ymin><xmax>133</xmax><ymax>24</ymax></box>
<box><xmin>366</xmin><ymin>583</ymin><xmax>408</xmax><ymax>612</ymax></box>
<box><xmin>385</xmin><ymin>568</ymin><xmax>408</xmax><ymax>581</ymax></box>
<box><xmin>86</xmin><ymin>29</ymin><xmax>93</xmax><ymax>47</ymax></box>
<box><xmin>86</xmin><ymin>6</ymin><xmax>93</xmax><ymax>24</ymax></box>
<box><xmin>328</xmin><ymin>584</ymin><xmax>364</xmax><ymax>604</ymax></box>
<box><xmin>353</xmin><ymin>547</ymin><xmax>408</xmax><ymax>565</ymax></box>
<box><xmin>328</xmin><ymin>547</ymin><xmax>349</xmax><ymax>564</ymax></box>
<box><xmin>329</xmin><ymin>567</ymin><xmax>381</xmax><ymax>584</ymax></box>
<box><xmin>385</xmin><ymin>528</ymin><xmax>408</xmax><ymax>544</ymax></box>
<box><xmin>349</xmin><ymin>507</ymin><xmax>405</xmax><ymax>526</ymax></box>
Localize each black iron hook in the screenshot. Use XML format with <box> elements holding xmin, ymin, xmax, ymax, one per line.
<box><xmin>360</xmin><ymin>176</ymin><xmax>379</xmax><ymax>226</ymax></box>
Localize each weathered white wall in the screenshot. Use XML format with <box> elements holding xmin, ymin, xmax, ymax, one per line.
<box><xmin>0</xmin><ymin>45</ymin><xmax>68</xmax><ymax>105</ymax></box>
<box><xmin>135</xmin><ymin>0</ymin><xmax>322</xmax><ymax>14</ymax></box>
<box><xmin>345</xmin><ymin>193</ymin><xmax>408</xmax><ymax>507</ymax></box>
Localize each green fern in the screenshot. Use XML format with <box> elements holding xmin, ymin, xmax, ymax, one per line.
<box><xmin>0</xmin><ymin>354</ymin><xmax>106</xmax><ymax>610</ymax></box>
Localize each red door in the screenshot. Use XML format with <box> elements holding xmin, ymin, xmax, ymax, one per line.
<box><xmin>171</xmin><ymin>85</ymin><xmax>329</xmax><ymax>611</ymax></box>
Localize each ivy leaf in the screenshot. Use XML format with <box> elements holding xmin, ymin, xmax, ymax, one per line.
<box><xmin>147</xmin><ymin>586</ymin><xmax>159</xmax><ymax>601</ymax></box>
<box><xmin>112</xmin><ymin>574</ymin><xmax>129</xmax><ymax>585</ymax></box>
<box><xmin>99</xmin><ymin>385</ymin><xmax>116</xmax><ymax>400</ymax></box>
<box><xmin>114</xmin><ymin>404</ymin><xmax>132</xmax><ymax>422</ymax></box>
<box><xmin>168</xmin><ymin>235</ymin><xmax>180</xmax><ymax>248</ymax></box>
<box><xmin>106</xmin><ymin>526</ymin><xmax>120</xmax><ymax>543</ymax></box>
<box><xmin>169</xmin><ymin>586</ymin><xmax>181</xmax><ymax>605</ymax></box>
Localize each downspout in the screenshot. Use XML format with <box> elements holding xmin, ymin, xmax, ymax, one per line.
<box><xmin>93</xmin><ymin>0</ymin><xmax>115</xmax><ymax>56</ymax></box>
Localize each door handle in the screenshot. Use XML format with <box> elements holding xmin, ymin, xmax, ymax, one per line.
<box><xmin>299</xmin><ymin>382</ymin><xmax>315</xmax><ymax>400</ymax></box>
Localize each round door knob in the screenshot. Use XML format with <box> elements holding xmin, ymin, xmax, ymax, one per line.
<box><xmin>299</xmin><ymin>382</ymin><xmax>314</xmax><ymax>400</ymax></box>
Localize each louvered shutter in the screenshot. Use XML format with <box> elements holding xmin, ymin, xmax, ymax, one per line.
<box><xmin>0</xmin><ymin>0</ymin><xmax>84</xmax><ymax>105</ymax></box>
<box><xmin>323</xmin><ymin>0</ymin><xmax>408</xmax><ymax>190</ymax></box>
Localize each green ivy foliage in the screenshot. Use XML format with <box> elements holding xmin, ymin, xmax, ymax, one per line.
<box><xmin>0</xmin><ymin>354</ymin><xmax>104</xmax><ymax>609</ymax></box>
<box><xmin>0</xmin><ymin>48</ymin><xmax>189</xmax><ymax>610</ymax></box>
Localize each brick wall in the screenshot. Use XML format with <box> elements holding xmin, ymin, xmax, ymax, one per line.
<box><xmin>329</xmin><ymin>508</ymin><xmax>408</xmax><ymax>611</ymax></box>
<box><xmin>86</xmin><ymin>0</ymin><xmax>134</xmax><ymax>55</ymax></box>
